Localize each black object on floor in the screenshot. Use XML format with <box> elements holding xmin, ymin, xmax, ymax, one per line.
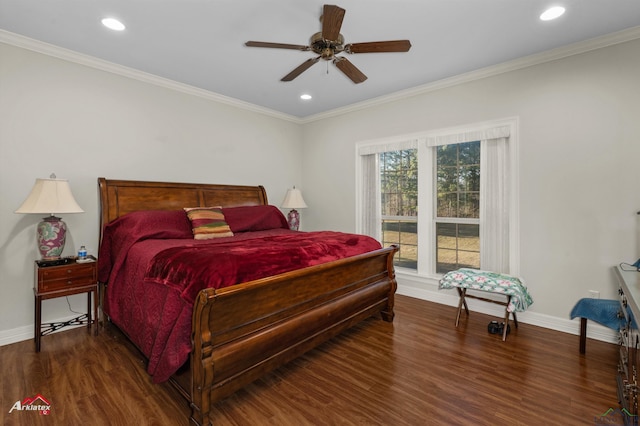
<box><xmin>488</xmin><ymin>321</ymin><xmax>511</xmax><ymax>335</ymax></box>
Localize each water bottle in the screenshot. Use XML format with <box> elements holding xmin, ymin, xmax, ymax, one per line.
<box><xmin>78</xmin><ymin>245</ymin><xmax>87</xmax><ymax>260</ymax></box>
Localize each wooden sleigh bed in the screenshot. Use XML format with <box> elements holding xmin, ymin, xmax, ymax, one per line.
<box><xmin>97</xmin><ymin>178</ymin><xmax>398</xmax><ymax>425</ymax></box>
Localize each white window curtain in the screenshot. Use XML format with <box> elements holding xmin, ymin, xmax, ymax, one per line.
<box><xmin>361</xmin><ymin>154</ymin><xmax>381</xmax><ymax>240</ymax></box>
<box><xmin>480</xmin><ymin>136</ymin><xmax>510</xmax><ymax>273</ymax></box>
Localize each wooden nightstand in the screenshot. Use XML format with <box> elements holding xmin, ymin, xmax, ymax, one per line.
<box><xmin>34</xmin><ymin>256</ymin><xmax>98</xmax><ymax>352</ymax></box>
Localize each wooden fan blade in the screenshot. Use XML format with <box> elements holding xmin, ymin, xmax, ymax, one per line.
<box><xmin>321</xmin><ymin>5</ymin><xmax>345</xmax><ymax>42</ymax></box>
<box><xmin>245</xmin><ymin>41</ymin><xmax>310</xmax><ymax>51</ymax></box>
<box><xmin>334</xmin><ymin>57</ymin><xmax>367</xmax><ymax>84</ymax></box>
<box><xmin>281</xmin><ymin>57</ymin><xmax>320</xmax><ymax>81</ymax></box>
<box><xmin>346</xmin><ymin>40</ymin><xmax>412</xmax><ymax>54</ymax></box>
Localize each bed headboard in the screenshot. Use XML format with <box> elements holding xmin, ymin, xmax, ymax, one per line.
<box><xmin>98</xmin><ymin>178</ymin><xmax>268</xmax><ymax>236</ymax></box>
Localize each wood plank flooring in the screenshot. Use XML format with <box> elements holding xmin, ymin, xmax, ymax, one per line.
<box><xmin>0</xmin><ymin>295</ymin><xmax>619</xmax><ymax>425</ymax></box>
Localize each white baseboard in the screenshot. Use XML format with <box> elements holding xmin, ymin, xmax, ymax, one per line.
<box><xmin>0</xmin><ymin>324</ymin><xmax>34</xmax><ymax>347</ymax></box>
<box><xmin>396</xmin><ymin>278</ymin><xmax>618</xmax><ymax>345</ymax></box>
<box><xmin>0</xmin><ymin>314</ymin><xmax>89</xmax><ymax>347</ymax></box>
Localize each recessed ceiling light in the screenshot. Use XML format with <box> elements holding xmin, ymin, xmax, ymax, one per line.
<box><xmin>540</xmin><ymin>6</ymin><xmax>566</xmax><ymax>21</ymax></box>
<box><xmin>300</xmin><ymin>94</ymin><xmax>312</xmax><ymax>100</ymax></box>
<box><xmin>102</xmin><ymin>18</ymin><xmax>126</xmax><ymax>31</ymax></box>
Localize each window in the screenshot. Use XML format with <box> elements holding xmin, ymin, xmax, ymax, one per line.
<box><xmin>435</xmin><ymin>141</ymin><xmax>480</xmax><ymax>273</ymax></box>
<box><xmin>357</xmin><ymin>120</ymin><xmax>517</xmax><ymax>276</ymax></box>
<box><xmin>436</xmin><ymin>223</ymin><xmax>479</xmax><ymax>273</ymax></box>
<box><xmin>380</xmin><ymin>150</ymin><xmax>418</xmax><ymax>269</ymax></box>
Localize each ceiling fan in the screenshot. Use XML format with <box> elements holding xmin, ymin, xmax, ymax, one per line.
<box><xmin>245</xmin><ymin>4</ymin><xmax>411</xmax><ymax>84</ymax></box>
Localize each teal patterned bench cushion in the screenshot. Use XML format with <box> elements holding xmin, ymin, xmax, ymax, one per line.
<box><xmin>439</xmin><ymin>268</ymin><xmax>533</xmax><ymax>312</ymax></box>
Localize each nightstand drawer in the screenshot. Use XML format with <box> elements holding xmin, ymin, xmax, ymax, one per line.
<box><xmin>37</xmin><ymin>264</ymin><xmax>96</xmax><ymax>292</ymax></box>
<box><xmin>38</xmin><ymin>276</ymin><xmax>96</xmax><ymax>292</ymax></box>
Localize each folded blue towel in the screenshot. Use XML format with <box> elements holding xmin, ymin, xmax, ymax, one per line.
<box><xmin>570</xmin><ymin>298</ymin><xmax>637</xmax><ymax>330</ymax></box>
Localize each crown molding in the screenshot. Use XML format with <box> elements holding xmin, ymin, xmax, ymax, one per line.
<box><xmin>2</xmin><ymin>25</ymin><xmax>639</xmax><ymax>125</ymax></box>
<box><xmin>0</xmin><ymin>29</ymin><xmax>301</xmax><ymax>123</ymax></box>
<box><xmin>300</xmin><ymin>25</ymin><xmax>640</xmax><ymax>123</ymax></box>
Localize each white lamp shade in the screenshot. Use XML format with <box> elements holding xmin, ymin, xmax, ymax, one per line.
<box><xmin>15</xmin><ymin>178</ymin><xmax>84</xmax><ymax>214</ymax></box>
<box><xmin>281</xmin><ymin>188</ymin><xmax>307</xmax><ymax>209</ymax></box>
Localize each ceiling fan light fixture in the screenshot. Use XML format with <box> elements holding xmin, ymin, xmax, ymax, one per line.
<box><xmin>310</xmin><ymin>32</ymin><xmax>344</xmax><ymax>59</ymax></box>
<box><xmin>102</xmin><ymin>17</ymin><xmax>126</xmax><ymax>31</ymax></box>
<box><xmin>540</xmin><ymin>6</ymin><xmax>566</xmax><ymax>21</ymax></box>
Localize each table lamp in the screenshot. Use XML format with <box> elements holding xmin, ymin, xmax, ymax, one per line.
<box><xmin>15</xmin><ymin>174</ymin><xmax>84</xmax><ymax>259</ymax></box>
<box><xmin>281</xmin><ymin>186</ymin><xmax>307</xmax><ymax>231</ymax></box>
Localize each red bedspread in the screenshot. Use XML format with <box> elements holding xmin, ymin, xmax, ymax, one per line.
<box><xmin>146</xmin><ymin>231</ymin><xmax>382</xmax><ymax>305</ymax></box>
<box><xmin>99</xmin><ymin>211</ymin><xmax>382</xmax><ymax>383</ymax></box>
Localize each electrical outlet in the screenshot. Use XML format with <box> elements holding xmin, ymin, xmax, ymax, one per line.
<box><xmin>588</xmin><ymin>290</ymin><xmax>600</xmax><ymax>299</ymax></box>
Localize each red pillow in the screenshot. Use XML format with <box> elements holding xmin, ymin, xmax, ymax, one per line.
<box><xmin>105</xmin><ymin>210</ymin><xmax>192</xmax><ymax>240</ymax></box>
<box><xmin>98</xmin><ymin>210</ymin><xmax>192</xmax><ymax>282</ymax></box>
<box><xmin>222</xmin><ymin>205</ymin><xmax>288</xmax><ymax>232</ymax></box>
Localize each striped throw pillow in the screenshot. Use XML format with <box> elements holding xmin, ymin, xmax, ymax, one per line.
<box><xmin>184</xmin><ymin>207</ymin><xmax>234</xmax><ymax>240</ymax></box>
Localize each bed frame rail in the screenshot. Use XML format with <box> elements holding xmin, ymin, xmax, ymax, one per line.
<box><xmin>189</xmin><ymin>245</ymin><xmax>398</xmax><ymax>425</ymax></box>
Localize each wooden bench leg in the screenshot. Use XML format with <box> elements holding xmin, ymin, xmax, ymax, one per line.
<box><xmin>500</xmin><ymin>296</ymin><xmax>520</xmax><ymax>342</ymax></box>
<box><xmin>579</xmin><ymin>317</ymin><xmax>587</xmax><ymax>354</ymax></box>
<box><xmin>502</xmin><ymin>301</ymin><xmax>511</xmax><ymax>341</ymax></box>
<box><xmin>455</xmin><ymin>288</ymin><xmax>469</xmax><ymax>327</ymax></box>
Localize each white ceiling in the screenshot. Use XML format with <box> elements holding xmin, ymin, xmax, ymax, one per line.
<box><xmin>1</xmin><ymin>1</ymin><xmax>640</xmax><ymax>119</ymax></box>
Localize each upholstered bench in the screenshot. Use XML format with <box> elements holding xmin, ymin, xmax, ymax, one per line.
<box><xmin>439</xmin><ymin>268</ymin><xmax>533</xmax><ymax>341</ymax></box>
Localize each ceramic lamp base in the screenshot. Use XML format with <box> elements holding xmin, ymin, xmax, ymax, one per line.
<box><xmin>287</xmin><ymin>209</ymin><xmax>300</xmax><ymax>231</ymax></box>
<box><xmin>37</xmin><ymin>216</ymin><xmax>67</xmax><ymax>260</ymax></box>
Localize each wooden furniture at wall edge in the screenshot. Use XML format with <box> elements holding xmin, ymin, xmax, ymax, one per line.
<box><xmin>614</xmin><ymin>265</ymin><xmax>639</xmax><ymax>421</ymax></box>
<box><xmin>34</xmin><ymin>257</ymin><xmax>98</xmax><ymax>352</ymax></box>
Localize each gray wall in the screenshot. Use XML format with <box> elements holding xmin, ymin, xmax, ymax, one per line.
<box><xmin>301</xmin><ymin>38</ymin><xmax>640</xmax><ymax>332</ymax></box>
<box><xmin>0</xmin><ymin>42</ymin><xmax>302</xmax><ymax>342</ymax></box>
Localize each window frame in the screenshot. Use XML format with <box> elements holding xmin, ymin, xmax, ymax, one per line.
<box><xmin>356</xmin><ymin>118</ymin><xmax>520</xmax><ymax>278</ymax></box>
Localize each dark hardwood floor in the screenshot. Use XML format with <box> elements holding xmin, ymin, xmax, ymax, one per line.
<box><xmin>1</xmin><ymin>295</ymin><xmax>619</xmax><ymax>425</ymax></box>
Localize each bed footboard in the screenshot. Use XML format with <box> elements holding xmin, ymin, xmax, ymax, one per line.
<box><xmin>189</xmin><ymin>245</ymin><xmax>398</xmax><ymax>425</ymax></box>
